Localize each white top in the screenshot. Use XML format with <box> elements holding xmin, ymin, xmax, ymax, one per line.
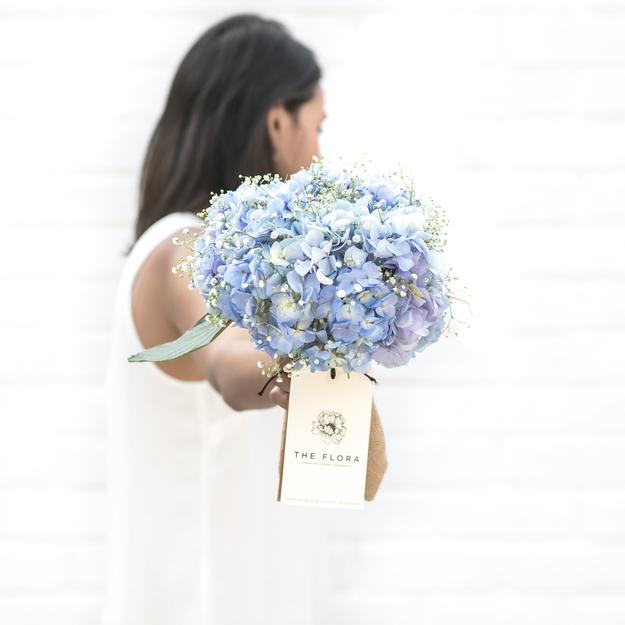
<box><xmin>103</xmin><ymin>211</ymin><xmax>334</xmax><ymax>625</ymax></box>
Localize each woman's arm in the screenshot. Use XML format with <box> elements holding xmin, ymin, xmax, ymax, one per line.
<box><xmin>163</xmin><ymin>228</ymin><xmax>289</xmax><ymax>411</ymax></box>
<box><xmin>200</xmin><ymin>325</ymin><xmax>290</xmax><ymax>411</ymax></box>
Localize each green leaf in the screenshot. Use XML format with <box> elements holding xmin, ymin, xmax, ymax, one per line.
<box><xmin>128</xmin><ymin>316</ymin><xmax>230</xmax><ymax>363</ymax></box>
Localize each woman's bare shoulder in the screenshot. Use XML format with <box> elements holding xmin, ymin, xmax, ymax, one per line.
<box><xmin>160</xmin><ymin>225</ymin><xmax>208</xmax><ymax>333</ymax></box>
<box><xmin>131</xmin><ymin>224</ymin><xmax>208</xmax><ymax>382</ymax></box>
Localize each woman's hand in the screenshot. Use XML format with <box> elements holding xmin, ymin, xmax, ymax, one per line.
<box><xmin>268</xmin><ymin>375</ymin><xmax>290</xmax><ymax>410</ymax></box>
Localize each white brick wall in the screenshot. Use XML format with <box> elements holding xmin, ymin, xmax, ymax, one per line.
<box><xmin>1</xmin><ymin>1</ymin><xmax>624</xmax><ymax>623</ymax></box>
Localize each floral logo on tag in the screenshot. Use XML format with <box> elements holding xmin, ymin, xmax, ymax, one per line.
<box><xmin>312</xmin><ymin>410</ymin><xmax>347</xmax><ymax>444</ymax></box>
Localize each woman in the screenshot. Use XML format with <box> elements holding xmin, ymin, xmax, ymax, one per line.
<box><xmin>104</xmin><ymin>15</ymin><xmax>331</xmax><ymax>625</ymax></box>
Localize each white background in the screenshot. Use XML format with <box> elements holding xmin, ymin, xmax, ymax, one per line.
<box><xmin>1</xmin><ymin>0</ymin><xmax>625</xmax><ymax>623</ymax></box>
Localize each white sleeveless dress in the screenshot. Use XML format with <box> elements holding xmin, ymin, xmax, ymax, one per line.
<box><xmin>102</xmin><ymin>211</ymin><xmax>334</xmax><ymax>625</ymax></box>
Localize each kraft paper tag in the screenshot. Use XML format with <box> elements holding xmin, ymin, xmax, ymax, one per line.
<box><xmin>277</xmin><ymin>367</ymin><xmax>373</xmax><ymax>510</ymax></box>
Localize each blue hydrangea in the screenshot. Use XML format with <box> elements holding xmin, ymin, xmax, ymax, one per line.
<box><xmin>191</xmin><ymin>158</ymin><xmax>452</xmax><ymax>373</ymax></box>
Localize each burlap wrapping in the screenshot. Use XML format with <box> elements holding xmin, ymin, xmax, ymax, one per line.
<box><xmin>276</xmin><ymin>398</ymin><xmax>388</xmax><ymax>502</ymax></box>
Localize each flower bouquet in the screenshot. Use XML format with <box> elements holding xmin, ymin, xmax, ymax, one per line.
<box><xmin>128</xmin><ymin>157</ymin><xmax>460</xmax><ymax>508</ymax></box>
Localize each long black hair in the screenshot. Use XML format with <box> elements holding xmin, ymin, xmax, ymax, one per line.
<box><xmin>126</xmin><ymin>14</ymin><xmax>321</xmax><ymax>254</ymax></box>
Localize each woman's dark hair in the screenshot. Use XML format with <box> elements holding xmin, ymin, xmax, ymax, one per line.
<box><xmin>125</xmin><ymin>14</ymin><xmax>321</xmax><ymax>255</ymax></box>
